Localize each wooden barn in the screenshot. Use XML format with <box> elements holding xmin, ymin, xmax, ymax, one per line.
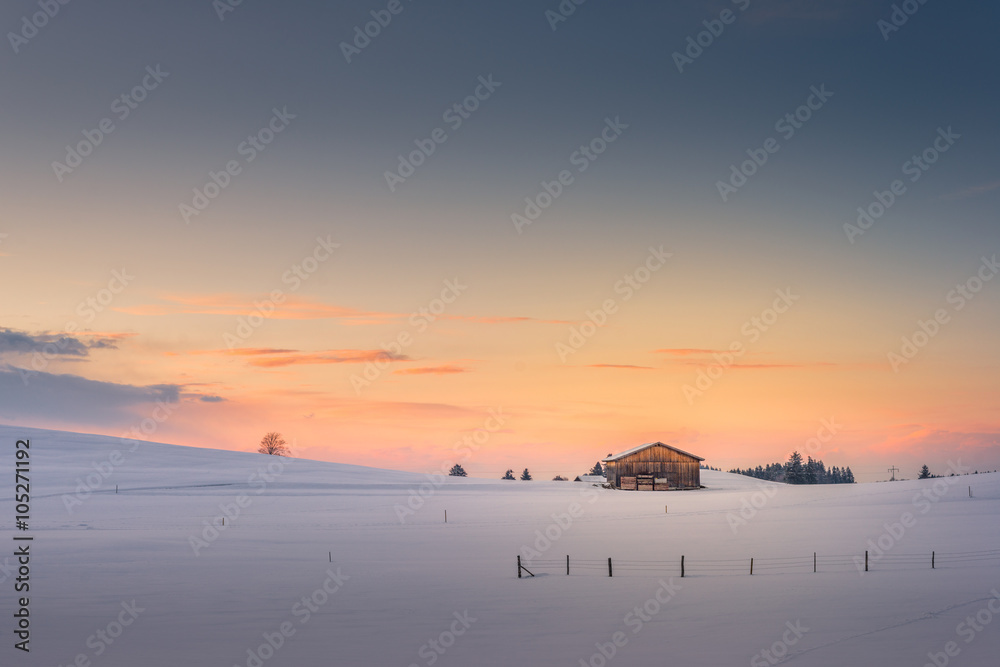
<box><xmin>602</xmin><ymin>443</ymin><xmax>704</xmax><ymax>491</ymax></box>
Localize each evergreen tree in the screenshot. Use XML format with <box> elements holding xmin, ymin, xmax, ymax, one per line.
<box><xmin>553</xmin><ymin>475</ymin><xmax>568</xmax><ymax>481</ymax></box>
<box><xmin>918</xmin><ymin>465</ymin><xmax>931</xmax><ymax>479</ymax></box>
<box><xmin>588</xmin><ymin>461</ymin><xmax>605</xmax><ymax>477</ymax></box>
<box><xmin>804</xmin><ymin>457</ymin><xmax>818</xmax><ymax>485</ymax></box>
<box><xmin>843</xmin><ymin>467</ymin><xmax>855</xmax><ymax>483</ymax></box>
<box><xmin>502</xmin><ymin>469</ymin><xmax>516</xmax><ymax>480</ymax></box>
<box><xmin>520</xmin><ymin>468</ymin><xmax>532</xmax><ymax>481</ymax></box>
<box><xmin>448</xmin><ymin>464</ymin><xmax>468</xmax><ymax>477</ymax></box>
<box><xmin>785</xmin><ymin>451</ymin><xmax>805</xmax><ymax>484</ymax></box>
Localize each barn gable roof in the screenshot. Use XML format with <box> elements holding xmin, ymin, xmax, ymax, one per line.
<box><xmin>602</xmin><ymin>442</ymin><xmax>704</xmax><ymax>462</ymax></box>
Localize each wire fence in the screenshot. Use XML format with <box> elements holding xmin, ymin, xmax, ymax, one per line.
<box><xmin>516</xmin><ymin>548</ymin><xmax>1000</xmax><ymax>578</ymax></box>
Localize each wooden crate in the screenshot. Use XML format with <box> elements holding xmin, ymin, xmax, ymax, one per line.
<box><xmin>620</xmin><ymin>476</ymin><xmax>637</xmax><ymax>490</ymax></box>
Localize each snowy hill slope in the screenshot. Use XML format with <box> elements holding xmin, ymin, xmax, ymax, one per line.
<box><xmin>1</xmin><ymin>424</ymin><xmax>998</xmax><ymax>667</ymax></box>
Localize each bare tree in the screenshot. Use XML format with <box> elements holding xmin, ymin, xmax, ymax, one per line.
<box><xmin>258</xmin><ymin>432</ymin><xmax>290</xmax><ymax>456</ymax></box>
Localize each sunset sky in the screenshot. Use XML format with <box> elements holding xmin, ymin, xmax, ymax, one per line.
<box><xmin>2</xmin><ymin>0</ymin><xmax>998</xmax><ymax>481</ymax></box>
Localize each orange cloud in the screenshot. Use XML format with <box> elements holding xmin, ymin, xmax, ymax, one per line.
<box><xmin>586</xmin><ymin>364</ymin><xmax>654</xmax><ymax>370</ymax></box>
<box><xmin>116</xmin><ymin>294</ymin><xmax>567</xmax><ymax>326</ymax></box>
<box><xmin>171</xmin><ymin>347</ymin><xmax>410</xmax><ymax>367</ymax></box>
<box><xmin>393</xmin><ymin>365</ymin><xmax>467</xmax><ymax>376</ymax></box>
<box><xmin>245</xmin><ymin>350</ymin><xmax>410</xmax><ymax>368</ymax></box>
<box><xmin>171</xmin><ymin>348</ymin><xmax>298</xmax><ymax>357</ymax></box>
<box><xmin>653</xmin><ymin>348</ymin><xmax>725</xmax><ymax>356</ymax></box>
<box><xmin>730</xmin><ymin>362</ymin><xmax>839</xmax><ymax>370</ymax></box>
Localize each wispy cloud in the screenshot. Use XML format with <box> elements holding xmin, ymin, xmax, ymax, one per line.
<box><xmin>941</xmin><ymin>180</ymin><xmax>1000</xmax><ymax>201</ymax></box>
<box><xmin>241</xmin><ymin>349</ymin><xmax>410</xmax><ymax>368</ymax></box>
<box><xmin>171</xmin><ymin>347</ymin><xmax>297</xmax><ymax>357</ymax></box>
<box><xmin>653</xmin><ymin>348</ymin><xmax>725</xmax><ymax>356</ymax></box>
<box><xmin>870</xmin><ymin>425</ymin><xmax>1000</xmax><ymax>460</ymax></box>
<box><xmin>586</xmin><ymin>364</ymin><xmax>654</xmax><ymax>370</ymax></box>
<box><xmin>118</xmin><ymin>294</ymin><xmax>568</xmax><ymax>326</ymax></box>
<box><xmin>654</xmin><ymin>347</ymin><xmax>840</xmax><ymax>370</ymax></box>
<box><xmin>730</xmin><ymin>362</ymin><xmax>839</xmax><ymax>370</ymax></box>
<box><xmin>393</xmin><ymin>365</ymin><xmax>467</xmax><ymax>376</ymax></box>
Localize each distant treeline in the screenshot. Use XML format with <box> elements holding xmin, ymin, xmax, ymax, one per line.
<box><xmin>729</xmin><ymin>451</ymin><xmax>855</xmax><ymax>484</ymax></box>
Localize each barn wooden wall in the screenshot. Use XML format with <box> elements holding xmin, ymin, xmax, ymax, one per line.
<box><xmin>605</xmin><ymin>446</ymin><xmax>701</xmax><ymax>490</ymax></box>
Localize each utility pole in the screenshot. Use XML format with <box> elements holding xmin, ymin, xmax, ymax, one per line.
<box><xmin>888</xmin><ymin>465</ymin><xmax>899</xmax><ymax>481</ymax></box>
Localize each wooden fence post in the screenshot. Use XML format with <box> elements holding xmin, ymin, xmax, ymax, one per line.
<box><xmin>518</xmin><ymin>555</ymin><xmax>522</xmax><ymax>579</ymax></box>
<box><xmin>608</xmin><ymin>557</ymin><xmax>613</xmax><ymax>578</ymax></box>
<box><xmin>932</xmin><ymin>551</ymin><xmax>935</xmax><ymax>569</ymax></box>
<box><xmin>750</xmin><ymin>558</ymin><xmax>754</xmax><ymax>575</ymax></box>
<box><xmin>865</xmin><ymin>550</ymin><xmax>869</xmax><ymax>572</ymax></box>
<box><xmin>566</xmin><ymin>555</ymin><xmax>570</xmax><ymax>575</ymax></box>
<box><xmin>445</xmin><ymin>510</ymin><xmax>447</xmax><ymax>523</ymax></box>
<box><xmin>814</xmin><ymin>552</ymin><xmax>817</xmax><ymax>573</ymax></box>
<box><xmin>681</xmin><ymin>555</ymin><xmax>685</xmax><ymax>578</ymax></box>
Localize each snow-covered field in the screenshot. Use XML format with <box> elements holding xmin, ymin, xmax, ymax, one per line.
<box><xmin>2</xmin><ymin>424</ymin><xmax>999</xmax><ymax>667</ymax></box>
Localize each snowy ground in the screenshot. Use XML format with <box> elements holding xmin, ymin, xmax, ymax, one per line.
<box><xmin>2</xmin><ymin>424</ymin><xmax>999</xmax><ymax>667</ymax></box>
